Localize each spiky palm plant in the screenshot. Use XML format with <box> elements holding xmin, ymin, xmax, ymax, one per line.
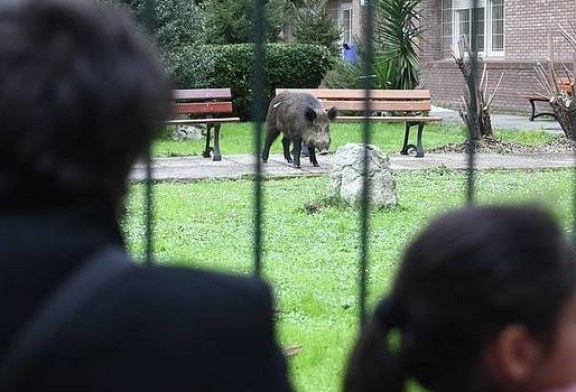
<box><xmin>375</xmin><ymin>0</ymin><xmax>422</xmax><ymax>89</ymax></box>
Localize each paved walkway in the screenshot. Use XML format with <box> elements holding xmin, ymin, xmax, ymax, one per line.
<box><xmin>130</xmin><ymin>111</ymin><xmax>574</xmax><ymax>182</ymax></box>
<box><xmin>430</xmin><ymin>106</ymin><xmax>564</xmax><ymax>133</ymax></box>
<box><xmin>131</xmin><ymin>151</ymin><xmax>576</xmax><ymax>182</ymax></box>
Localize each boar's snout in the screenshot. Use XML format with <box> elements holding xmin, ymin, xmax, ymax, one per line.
<box><xmin>315</xmin><ymin>132</ymin><xmax>331</xmax><ymax>151</ymax></box>
<box><xmin>304</xmin><ymin>129</ymin><xmax>331</xmax><ymax>151</ymax></box>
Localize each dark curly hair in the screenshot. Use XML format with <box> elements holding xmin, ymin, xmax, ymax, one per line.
<box><xmin>0</xmin><ymin>0</ymin><xmax>170</xmax><ymax>209</ymax></box>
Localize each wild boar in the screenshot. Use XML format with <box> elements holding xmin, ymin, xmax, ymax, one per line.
<box><xmin>261</xmin><ymin>91</ymin><xmax>337</xmax><ymax>168</ymax></box>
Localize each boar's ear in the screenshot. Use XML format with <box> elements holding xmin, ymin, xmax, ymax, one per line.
<box><xmin>328</xmin><ymin>107</ymin><xmax>337</xmax><ymax>121</ymax></box>
<box><xmin>305</xmin><ymin>107</ymin><xmax>317</xmax><ymax>122</ymax></box>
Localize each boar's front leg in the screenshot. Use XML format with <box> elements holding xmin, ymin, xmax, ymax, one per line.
<box><xmin>292</xmin><ymin>136</ymin><xmax>303</xmax><ymax>168</ymax></box>
<box><xmin>281</xmin><ymin>136</ymin><xmax>292</xmax><ymax>163</ymax></box>
<box><xmin>308</xmin><ymin>145</ymin><xmax>319</xmax><ymax>167</ymax></box>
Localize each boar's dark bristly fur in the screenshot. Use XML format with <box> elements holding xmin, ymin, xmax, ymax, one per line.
<box><xmin>261</xmin><ymin>91</ymin><xmax>337</xmax><ymax>168</ymax></box>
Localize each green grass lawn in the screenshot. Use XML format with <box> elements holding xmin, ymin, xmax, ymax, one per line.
<box><xmin>154</xmin><ymin>122</ymin><xmax>556</xmax><ymax>157</ymax></box>
<box><xmin>123</xmin><ymin>168</ymin><xmax>574</xmax><ymax>392</ymax></box>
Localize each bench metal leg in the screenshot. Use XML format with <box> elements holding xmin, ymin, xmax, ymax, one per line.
<box><xmin>401</xmin><ymin>121</ymin><xmax>422</xmax><ymax>157</ymax></box>
<box><xmin>212</xmin><ymin>124</ymin><xmax>222</xmax><ymax>161</ymax></box>
<box><xmin>528</xmin><ymin>98</ymin><xmax>557</xmax><ymax>121</ymax></box>
<box><xmin>528</xmin><ymin>99</ymin><xmax>537</xmax><ymax>121</ymax></box>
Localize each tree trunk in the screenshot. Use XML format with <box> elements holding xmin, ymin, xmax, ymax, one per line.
<box><xmin>458</xmin><ymin>104</ymin><xmax>494</xmax><ymax>140</ymax></box>
<box><xmin>453</xmin><ymin>38</ymin><xmax>500</xmax><ymax>141</ymax></box>
<box><xmin>552</xmin><ymin>101</ymin><xmax>576</xmax><ymax>140</ymax></box>
<box><xmin>480</xmin><ymin>107</ymin><xmax>493</xmax><ymax>138</ymax></box>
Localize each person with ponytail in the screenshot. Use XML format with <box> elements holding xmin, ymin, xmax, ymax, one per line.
<box><xmin>344</xmin><ymin>205</ymin><xmax>576</xmax><ymax>392</ymax></box>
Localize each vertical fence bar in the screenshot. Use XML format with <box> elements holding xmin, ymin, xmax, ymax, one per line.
<box><xmin>465</xmin><ymin>0</ymin><xmax>479</xmax><ymax>206</ymax></box>
<box><xmin>144</xmin><ymin>151</ymin><xmax>154</xmax><ymax>266</ymax></box>
<box><xmin>251</xmin><ymin>0</ymin><xmax>266</xmax><ymax>277</ymax></box>
<box><xmin>358</xmin><ymin>0</ymin><xmax>375</xmax><ymax>328</ymax></box>
<box><xmin>143</xmin><ymin>0</ymin><xmax>157</xmax><ymax>267</ymax></box>
<box><xmin>466</xmin><ymin>0</ymin><xmax>478</xmax><ymax>205</ymax></box>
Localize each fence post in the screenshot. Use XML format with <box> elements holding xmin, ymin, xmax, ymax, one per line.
<box><xmin>465</xmin><ymin>0</ymin><xmax>480</xmax><ymax>206</ymax></box>
<box><xmin>252</xmin><ymin>0</ymin><xmax>266</xmax><ymax>277</ymax></box>
<box><xmin>358</xmin><ymin>0</ymin><xmax>376</xmax><ymax>328</ymax></box>
<box><xmin>143</xmin><ymin>0</ymin><xmax>157</xmax><ymax>267</ymax></box>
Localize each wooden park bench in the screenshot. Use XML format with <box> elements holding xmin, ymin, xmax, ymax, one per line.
<box><xmin>276</xmin><ymin>88</ymin><xmax>442</xmax><ymax>157</ymax></box>
<box><xmin>165</xmin><ymin>88</ymin><xmax>240</xmax><ymax>161</ymax></box>
<box><xmin>519</xmin><ymin>77</ymin><xmax>573</xmax><ymax>121</ymax></box>
<box><xmin>520</xmin><ymin>95</ymin><xmax>556</xmax><ymax>121</ymax></box>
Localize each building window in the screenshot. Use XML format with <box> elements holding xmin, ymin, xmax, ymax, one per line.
<box><xmin>442</xmin><ymin>0</ymin><xmax>504</xmax><ymax>57</ymax></box>
<box><xmin>342</xmin><ymin>8</ymin><xmax>353</xmax><ymax>44</ymax></box>
<box><xmin>328</xmin><ymin>1</ymin><xmax>353</xmax><ymax>45</ymax></box>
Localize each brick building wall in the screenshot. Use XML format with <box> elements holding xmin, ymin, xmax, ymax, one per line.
<box><xmin>506</xmin><ymin>0</ymin><xmax>575</xmax><ymax>61</ymax></box>
<box><xmin>420</xmin><ymin>0</ymin><xmax>576</xmax><ymax>113</ymax></box>
<box><xmin>420</xmin><ymin>0</ymin><xmax>442</xmax><ymax>60</ymax></box>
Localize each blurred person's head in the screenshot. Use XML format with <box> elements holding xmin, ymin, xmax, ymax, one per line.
<box><xmin>344</xmin><ymin>205</ymin><xmax>576</xmax><ymax>392</ymax></box>
<box><xmin>0</xmin><ymin>0</ymin><xmax>170</xmax><ymax>212</ymax></box>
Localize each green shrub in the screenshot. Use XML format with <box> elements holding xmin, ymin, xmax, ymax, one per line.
<box><xmin>99</xmin><ymin>0</ymin><xmax>212</xmax><ymax>89</ymax></box>
<box><xmin>292</xmin><ymin>0</ymin><xmax>342</xmax><ymax>56</ymax></box>
<box><xmin>154</xmin><ymin>0</ymin><xmax>209</xmax><ymax>53</ymax></box>
<box><xmin>320</xmin><ymin>58</ymin><xmax>362</xmax><ymax>89</ymax></box>
<box><xmin>164</xmin><ymin>45</ymin><xmax>217</xmax><ymax>89</ymax></box>
<box><xmin>169</xmin><ymin>43</ymin><xmax>333</xmax><ymax>120</ymax></box>
<box><xmin>265</xmin><ymin>43</ymin><xmax>334</xmax><ymax>92</ymax></box>
<box><xmin>203</xmin><ymin>0</ymin><xmax>291</xmax><ymax>44</ymax></box>
<box><xmin>320</xmin><ymin>49</ymin><xmax>403</xmax><ymax>90</ymax></box>
<box><xmin>100</xmin><ymin>0</ymin><xmax>208</xmax><ymax>52</ymax></box>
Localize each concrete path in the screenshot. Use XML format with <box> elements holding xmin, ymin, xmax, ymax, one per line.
<box><xmin>431</xmin><ymin>106</ymin><xmax>564</xmax><ymax>133</ymax></box>
<box><xmin>131</xmin><ymin>151</ymin><xmax>576</xmax><ymax>182</ymax></box>
<box><xmin>130</xmin><ymin>111</ymin><xmax>574</xmax><ymax>182</ymax></box>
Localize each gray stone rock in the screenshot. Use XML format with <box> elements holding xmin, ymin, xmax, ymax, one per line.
<box><xmin>328</xmin><ymin>143</ymin><xmax>398</xmax><ymax>208</ymax></box>
<box><xmin>172</xmin><ymin>125</ymin><xmax>205</xmax><ymax>141</ymax></box>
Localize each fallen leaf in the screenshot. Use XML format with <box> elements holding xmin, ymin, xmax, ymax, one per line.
<box><xmin>283</xmin><ymin>345</ymin><xmax>302</xmax><ymax>357</ymax></box>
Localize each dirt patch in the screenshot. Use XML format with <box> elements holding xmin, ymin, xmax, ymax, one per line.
<box><xmin>429</xmin><ymin>137</ymin><xmax>576</xmax><ymax>154</ymax></box>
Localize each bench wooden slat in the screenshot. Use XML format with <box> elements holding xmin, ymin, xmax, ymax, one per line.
<box><xmin>172</xmin><ymin>88</ymin><xmax>232</xmax><ymax>100</ymax></box>
<box><xmin>165</xmin><ymin>117</ymin><xmax>240</xmax><ymax>125</ymax></box>
<box><xmin>276</xmin><ymin>88</ymin><xmax>432</xmax><ymax>100</ymax></box>
<box><xmin>337</xmin><ymin>115</ymin><xmax>442</xmax><ymax>123</ymax></box>
<box><xmin>317</xmin><ymin>100</ymin><xmax>431</xmax><ymax>112</ymax></box>
<box><xmin>519</xmin><ymin>94</ymin><xmax>548</xmax><ymax>101</ymax></box>
<box><xmin>172</xmin><ymin>102</ymin><xmax>234</xmax><ymax>114</ymax></box>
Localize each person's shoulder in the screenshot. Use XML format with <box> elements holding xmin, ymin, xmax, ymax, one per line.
<box><xmin>33</xmin><ymin>264</ymin><xmax>289</xmax><ymax>391</ymax></box>
<box><xmin>129</xmin><ymin>264</ymin><xmax>270</xmax><ymax>298</ymax></box>
<box><xmin>110</xmin><ymin>264</ymin><xmax>274</xmax><ymax>323</ymax></box>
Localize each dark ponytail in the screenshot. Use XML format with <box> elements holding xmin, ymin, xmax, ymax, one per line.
<box><xmin>343</xmin><ymin>298</ymin><xmax>407</xmax><ymax>392</ymax></box>
<box><xmin>343</xmin><ymin>205</ymin><xmax>576</xmax><ymax>392</ymax></box>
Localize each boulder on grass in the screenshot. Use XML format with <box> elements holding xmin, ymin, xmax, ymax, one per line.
<box><xmin>328</xmin><ymin>143</ymin><xmax>398</xmax><ymax>208</ymax></box>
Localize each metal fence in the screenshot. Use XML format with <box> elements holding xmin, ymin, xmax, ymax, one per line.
<box><xmin>142</xmin><ymin>0</ymin><xmax>491</xmax><ymax>327</ymax></box>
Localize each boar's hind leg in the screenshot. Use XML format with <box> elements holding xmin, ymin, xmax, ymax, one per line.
<box><xmin>281</xmin><ymin>137</ymin><xmax>292</xmax><ymax>163</ymax></box>
<box><xmin>292</xmin><ymin>137</ymin><xmax>303</xmax><ymax>169</ymax></box>
<box><xmin>308</xmin><ymin>145</ymin><xmax>319</xmax><ymax>167</ymax></box>
<box><xmin>262</xmin><ymin>127</ymin><xmax>281</xmax><ymax>162</ymax></box>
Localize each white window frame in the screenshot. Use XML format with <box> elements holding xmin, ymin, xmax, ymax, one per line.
<box><xmin>446</xmin><ymin>0</ymin><xmax>504</xmax><ymax>57</ymax></box>
<box><xmin>341</xmin><ymin>7</ymin><xmax>353</xmax><ymax>44</ymax></box>
<box><xmin>329</xmin><ymin>1</ymin><xmax>353</xmax><ymax>46</ymax></box>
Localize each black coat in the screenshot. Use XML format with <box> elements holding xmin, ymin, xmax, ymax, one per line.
<box><xmin>0</xmin><ymin>203</ymin><xmax>292</xmax><ymax>391</ymax></box>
